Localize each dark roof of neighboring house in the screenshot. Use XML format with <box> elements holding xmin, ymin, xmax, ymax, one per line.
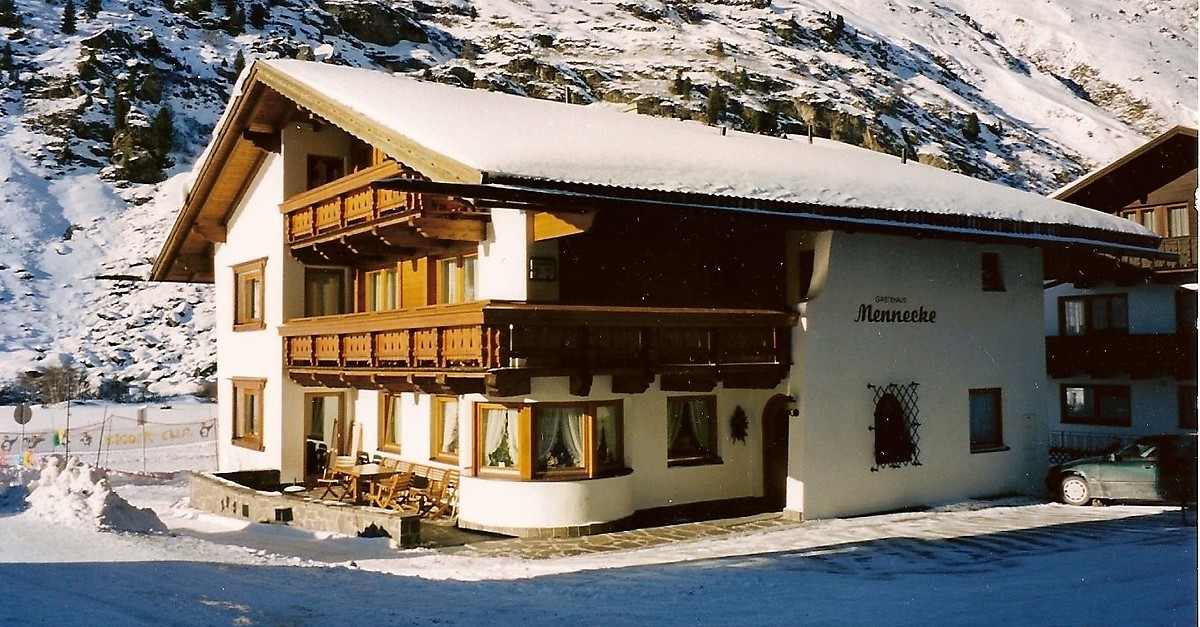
<box><xmin>1054</xmin><ymin>126</ymin><xmax>1198</xmax><ymax>212</ymax></box>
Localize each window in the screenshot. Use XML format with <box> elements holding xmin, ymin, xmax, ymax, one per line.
<box><xmin>436</xmin><ymin>255</ymin><xmax>477</xmax><ymax>304</ymax></box>
<box><xmin>1062</xmin><ymin>385</ymin><xmax>1132</xmax><ymax>426</ymax></box>
<box><xmin>306</xmin><ymin>392</ymin><xmax>345</xmax><ymax>455</ymax></box>
<box><xmin>231</xmin><ymin>378</ymin><xmax>265</xmax><ymax>450</ymax></box>
<box><xmin>1180</xmin><ymin>385</ymin><xmax>1197</xmax><ymax>430</ymax></box>
<box><xmin>232</xmin><ymin>259</ymin><xmax>266</xmax><ymax>331</ymax></box>
<box><xmin>379</xmin><ymin>393</ymin><xmax>402</xmax><ymax>453</ymax></box>
<box><xmin>364</xmin><ymin>267</ymin><xmax>399</xmax><ymax>312</ymax></box>
<box><xmin>432</xmin><ymin>397</ymin><xmax>460</xmax><ymax>464</ymax></box>
<box><xmin>969</xmin><ymin>388</ymin><xmax>1004</xmax><ymax>452</ymax></box>
<box><xmin>1059</xmin><ymin>294</ymin><xmax>1128</xmax><ymax>336</ymax></box>
<box><xmin>1121</xmin><ymin>205</ymin><xmax>1192</xmax><ymax>238</ymax></box>
<box><xmin>306</xmin><ymin>155</ymin><xmax>345</xmax><ymax>190</ymax></box>
<box><xmin>305</xmin><ymin>268</ymin><xmax>348</xmax><ymax>317</ymax></box>
<box><xmin>981</xmin><ymin>252</ymin><xmax>1004</xmax><ymax>292</ymax></box>
<box><xmin>667</xmin><ymin>396</ymin><xmax>720</xmax><ymax>466</ymax></box>
<box><xmin>474</xmin><ymin>401</ymin><xmax>625</xmax><ymax>479</ymax></box>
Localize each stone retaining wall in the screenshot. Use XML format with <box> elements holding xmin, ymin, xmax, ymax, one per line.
<box><xmin>189</xmin><ymin>471</ymin><xmax>420</xmax><ymax>548</ymax></box>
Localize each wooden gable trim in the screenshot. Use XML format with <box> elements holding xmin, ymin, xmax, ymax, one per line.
<box><xmin>252</xmin><ymin>62</ymin><xmax>482</xmax><ymax>185</ymax></box>
<box><xmin>1054</xmin><ymin>125</ymin><xmax>1198</xmax><ymax>210</ymax></box>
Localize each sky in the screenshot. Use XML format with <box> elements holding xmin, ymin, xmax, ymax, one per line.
<box><xmin>0</xmin><ymin>401</ymin><xmax>1196</xmax><ymax>626</ymax></box>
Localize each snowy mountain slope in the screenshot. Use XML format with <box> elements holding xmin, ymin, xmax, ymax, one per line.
<box><xmin>0</xmin><ymin>0</ymin><xmax>1194</xmax><ymax>394</ymax></box>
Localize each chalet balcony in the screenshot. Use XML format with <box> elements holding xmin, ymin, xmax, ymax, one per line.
<box><xmin>280</xmin><ymin>161</ymin><xmax>489</xmax><ymax>265</ymax></box>
<box><xmin>1046</xmin><ymin>332</ymin><xmax>1198</xmax><ymax>379</ymax></box>
<box><xmin>1124</xmin><ymin>236</ymin><xmax>1197</xmax><ymax>272</ymax></box>
<box><xmin>280</xmin><ymin>302</ymin><xmax>797</xmax><ymax>397</ymax></box>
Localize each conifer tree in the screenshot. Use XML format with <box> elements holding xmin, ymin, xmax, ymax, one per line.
<box><xmin>704</xmin><ymin>84</ymin><xmax>727</xmax><ymax>125</ymax></box>
<box><xmin>233</xmin><ymin>49</ymin><xmax>245</xmax><ymax>76</ymax></box>
<box><xmin>151</xmin><ymin>106</ymin><xmax>174</xmax><ymax>167</ymax></box>
<box><xmin>61</xmin><ymin>0</ymin><xmax>77</xmax><ymax>34</ymax></box>
<box><xmin>0</xmin><ymin>42</ymin><xmax>13</xmax><ymax>82</ymax></box>
<box><xmin>248</xmin><ymin>2</ymin><xmax>266</xmax><ymax>28</ymax></box>
<box><xmin>963</xmin><ymin>112</ymin><xmax>981</xmax><ymax>141</ymax></box>
<box><xmin>84</xmin><ymin>0</ymin><xmax>100</xmax><ymax>20</ymax></box>
<box><xmin>0</xmin><ymin>0</ymin><xmax>22</xmax><ymax>28</ymax></box>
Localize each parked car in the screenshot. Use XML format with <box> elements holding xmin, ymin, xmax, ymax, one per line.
<box><xmin>1046</xmin><ymin>434</ymin><xmax>1197</xmax><ymax>506</ymax></box>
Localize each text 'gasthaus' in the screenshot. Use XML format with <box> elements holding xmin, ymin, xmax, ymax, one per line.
<box><xmin>853</xmin><ymin>303</ymin><xmax>937</xmax><ymax>323</ymax></box>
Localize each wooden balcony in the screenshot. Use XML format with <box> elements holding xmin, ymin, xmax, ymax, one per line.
<box><xmin>1046</xmin><ymin>331</ymin><xmax>1197</xmax><ymax>379</ymax></box>
<box><xmin>1125</xmin><ymin>235</ymin><xmax>1197</xmax><ymax>272</ymax></box>
<box><xmin>280</xmin><ymin>160</ymin><xmax>489</xmax><ymax>265</ymax></box>
<box><xmin>281</xmin><ymin>302</ymin><xmax>797</xmax><ymax>397</ymax></box>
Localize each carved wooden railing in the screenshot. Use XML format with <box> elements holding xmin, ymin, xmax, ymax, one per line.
<box><xmin>281</xmin><ymin>161</ymin><xmax>425</xmax><ymax>244</ymax></box>
<box><xmin>281</xmin><ymin>302</ymin><xmax>795</xmax><ymax>375</ymax></box>
<box><xmin>1046</xmin><ymin>331</ymin><xmax>1198</xmax><ymax>379</ymax></box>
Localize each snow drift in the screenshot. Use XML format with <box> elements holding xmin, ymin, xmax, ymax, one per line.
<box><xmin>23</xmin><ymin>456</ymin><xmax>167</xmax><ymax>534</ymax></box>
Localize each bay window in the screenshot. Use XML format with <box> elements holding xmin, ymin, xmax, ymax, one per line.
<box><xmin>474</xmin><ymin>401</ymin><xmax>624</xmax><ymax>479</ymax></box>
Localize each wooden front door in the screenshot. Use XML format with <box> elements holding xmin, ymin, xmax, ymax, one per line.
<box><xmin>761</xmin><ymin>394</ymin><xmax>792</xmax><ymax>511</ymax></box>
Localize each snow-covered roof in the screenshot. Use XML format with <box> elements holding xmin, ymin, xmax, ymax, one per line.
<box><xmin>261</xmin><ymin>58</ymin><xmax>1152</xmax><ymax>239</ymax></box>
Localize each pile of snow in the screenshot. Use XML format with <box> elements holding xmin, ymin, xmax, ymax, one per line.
<box><xmin>0</xmin><ymin>465</ymin><xmax>34</xmax><ymax>514</ymax></box>
<box><xmin>23</xmin><ymin>456</ymin><xmax>167</xmax><ymax>534</ymax></box>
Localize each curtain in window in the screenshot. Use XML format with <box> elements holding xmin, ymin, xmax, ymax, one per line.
<box><xmin>1169</xmin><ymin>206</ymin><xmax>1190</xmax><ymax>237</ymax></box>
<box><xmin>534</xmin><ymin>407</ymin><xmax>585</xmax><ymax>471</ymax></box>
<box><xmin>594</xmin><ymin>404</ymin><xmax>620</xmax><ymax>466</ymax></box>
<box><xmin>669</xmin><ymin>398</ymin><xmax>712</xmax><ymax>458</ymax></box>
<box><xmin>439</xmin><ymin>402</ymin><xmax>459</xmax><ymax>455</ymax></box>
<box><xmin>1062</xmin><ymin>300</ymin><xmax>1085</xmax><ymax>336</ymax></box>
<box><xmin>482</xmin><ymin>407</ymin><xmax>519</xmax><ymax>468</ymax></box>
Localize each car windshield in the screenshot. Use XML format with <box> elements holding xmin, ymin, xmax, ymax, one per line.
<box><xmin>1115</xmin><ymin>442</ymin><xmax>1158</xmax><ymax>461</ymax></box>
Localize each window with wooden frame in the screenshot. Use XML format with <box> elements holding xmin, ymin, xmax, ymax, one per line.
<box><xmin>1121</xmin><ymin>204</ymin><xmax>1193</xmax><ymax>238</ymax></box>
<box><xmin>232</xmin><ymin>258</ymin><xmax>266</xmax><ymax>331</ymax></box>
<box><xmin>306</xmin><ymin>154</ymin><xmax>345</xmax><ymax>190</ymax></box>
<box><xmin>667</xmin><ymin>396</ymin><xmax>720</xmax><ymax>466</ymax></box>
<box><xmin>431</xmin><ymin>397</ymin><xmax>460</xmax><ymax>464</ymax></box>
<box><xmin>305</xmin><ymin>267</ymin><xmax>349</xmax><ymax>317</ymax></box>
<box><xmin>231</xmin><ymin>378</ymin><xmax>265</xmax><ymax>450</ymax></box>
<box><xmin>363</xmin><ymin>266</ymin><xmax>400</xmax><ymax>312</ymax></box>
<box><xmin>980</xmin><ymin>252</ymin><xmax>1004</xmax><ymax>292</ymax></box>
<box><xmin>435</xmin><ymin>254</ymin><xmax>477</xmax><ymax>304</ymax></box>
<box><xmin>968</xmin><ymin>388</ymin><xmax>1005</xmax><ymax>452</ymax></box>
<box><xmin>1058</xmin><ymin>294</ymin><xmax>1128</xmax><ymax>336</ymax></box>
<box><xmin>1062</xmin><ymin>385</ymin><xmax>1132</xmax><ymax>426</ymax></box>
<box><xmin>378</xmin><ymin>393</ymin><xmax>402</xmax><ymax>454</ymax></box>
<box><xmin>474</xmin><ymin>401</ymin><xmax>625</xmax><ymax>480</ymax></box>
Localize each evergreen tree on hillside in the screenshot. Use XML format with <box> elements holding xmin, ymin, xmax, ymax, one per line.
<box><xmin>963</xmin><ymin>112</ymin><xmax>981</xmax><ymax>141</ymax></box>
<box><xmin>248</xmin><ymin>2</ymin><xmax>266</xmax><ymax>28</ymax></box>
<box><xmin>0</xmin><ymin>42</ymin><xmax>13</xmax><ymax>83</ymax></box>
<box><xmin>151</xmin><ymin>106</ymin><xmax>174</xmax><ymax>167</ymax></box>
<box><xmin>61</xmin><ymin>0</ymin><xmax>77</xmax><ymax>34</ymax></box>
<box><xmin>84</xmin><ymin>0</ymin><xmax>101</xmax><ymax>20</ymax></box>
<box><xmin>233</xmin><ymin>49</ymin><xmax>245</xmax><ymax>76</ymax></box>
<box><xmin>0</xmin><ymin>0</ymin><xmax>22</xmax><ymax>29</ymax></box>
<box><xmin>704</xmin><ymin>84</ymin><xmax>727</xmax><ymax>125</ymax></box>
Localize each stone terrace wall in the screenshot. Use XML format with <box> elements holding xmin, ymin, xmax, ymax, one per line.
<box><xmin>189</xmin><ymin>471</ymin><xmax>420</xmax><ymax>548</ymax></box>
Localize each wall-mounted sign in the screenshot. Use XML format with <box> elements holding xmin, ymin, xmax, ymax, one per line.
<box><xmin>854</xmin><ymin>296</ymin><xmax>937</xmax><ymax>324</ymax></box>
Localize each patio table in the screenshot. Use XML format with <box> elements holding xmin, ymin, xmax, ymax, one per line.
<box><xmin>330</xmin><ymin>463</ymin><xmax>397</xmax><ymax>504</ymax></box>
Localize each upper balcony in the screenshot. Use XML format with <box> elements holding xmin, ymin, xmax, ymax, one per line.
<box><xmin>280</xmin><ymin>160</ymin><xmax>489</xmax><ymax>265</ymax></box>
<box><xmin>1046</xmin><ymin>331</ymin><xmax>1197</xmax><ymax>379</ymax></box>
<box><xmin>1125</xmin><ymin>236</ymin><xmax>1197</xmax><ymax>273</ymax></box>
<box><xmin>280</xmin><ymin>302</ymin><xmax>797</xmax><ymax>397</ymax></box>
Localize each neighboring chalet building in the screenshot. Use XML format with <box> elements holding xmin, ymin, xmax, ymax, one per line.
<box><xmin>152</xmin><ymin>59</ymin><xmax>1165</xmax><ymax>537</ymax></box>
<box><xmin>1044</xmin><ymin>126</ymin><xmax>1198</xmax><ymax>461</ymax></box>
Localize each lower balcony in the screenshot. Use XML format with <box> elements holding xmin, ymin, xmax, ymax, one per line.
<box><xmin>1046</xmin><ymin>332</ymin><xmax>1198</xmax><ymax>379</ymax></box>
<box><xmin>280</xmin><ymin>301</ymin><xmax>797</xmax><ymax>396</ymax></box>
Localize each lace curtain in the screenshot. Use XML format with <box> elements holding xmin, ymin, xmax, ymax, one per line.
<box><xmin>482</xmin><ymin>407</ymin><xmax>520</xmax><ymax>468</ymax></box>
<box><xmin>534</xmin><ymin>407</ymin><xmax>585</xmax><ymax>470</ymax></box>
<box><xmin>668</xmin><ymin>398</ymin><xmax>713</xmax><ymax>458</ymax></box>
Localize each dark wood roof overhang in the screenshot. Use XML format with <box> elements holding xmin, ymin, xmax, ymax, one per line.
<box><xmin>286</xmin><ymin>204</ymin><xmax>490</xmax><ymax>266</ymax></box>
<box><xmin>376</xmin><ymin>174</ymin><xmax>1171</xmax><ymax>263</ymax></box>
<box><xmin>1054</xmin><ymin>126</ymin><xmax>1199</xmax><ymax>212</ymax></box>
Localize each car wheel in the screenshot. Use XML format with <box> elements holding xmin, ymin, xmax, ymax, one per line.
<box><xmin>1060</xmin><ymin>475</ymin><xmax>1091</xmax><ymax>506</ymax></box>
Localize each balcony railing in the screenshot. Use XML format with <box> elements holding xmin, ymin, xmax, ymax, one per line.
<box><xmin>1046</xmin><ymin>331</ymin><xmax>1197</xmax><ymax>379</ymax></box>
<box><xmin>1125</xmin><ymin>235</ymin><xmax>1197</xmax><ymax>271</ymax></box>
<box><xmin>280</xmin><ymin>301</ymin><xmax>796</xmax><ymax>395</ymax></box>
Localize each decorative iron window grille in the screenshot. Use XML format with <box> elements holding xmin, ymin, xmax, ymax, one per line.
<box><xmin>868</xmin><ymin>383</ymin><xmax>921</xmax><ymax>471</ymax></box>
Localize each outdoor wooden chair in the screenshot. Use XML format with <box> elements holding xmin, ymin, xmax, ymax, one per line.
<box><xmin>415</xmin><ymin>467</ymin><xmax>449</xmax><ymax>516</ymax></box>
<box><xmin>422</xmin><ymin>470</ymin><xmax>459</xmax><ymax>519</ymax></box>
<box><xmin>316</xmin><ymin>455</ymin><xmax>347</xmax><ymax>501</ymax></box>
<box><xmin>365</xmin><ymin>471</ymin><xmax>412</xmax><ymax>510</ymax></box>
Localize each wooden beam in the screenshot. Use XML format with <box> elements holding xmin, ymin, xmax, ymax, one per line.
<box><xmin>194</xmin><ymin>220</ymin><xmax>227</xmax><ymax>243</ymax></box>
<box><xmin>611</xmin><ymin>371</ymin><xmax>654</xmax><ymax>395</ymax></box>
<box><xmin>412</xmin><ymin>216</ymin><xmax>486</xmax><ymax>241</ymax></box>
<box><xmin>242</xmin><ymin>130</ymin><xmax>280</xmax><ymax>153</ymax></box>
<box><xmin>569</xmin><ymin>372</ymin><xmax>593</xmax><ymax>397</ymax></box>
<box><xmin>660</xmin><ymin>368</ymin><xmax>718</xmax><ymax>393</ymax></box>
<box><xmin>532</xmin><ymin>211</ymin><xmax>596</xmax><ymax>241</ymax></box>
<box><xmin>486</xmin><ymin>370</ymin><xmax>531</xmax><ymax>397</ymax></box>
<box><xmin>719</xmin><ymin>365</ymin><xmax>789</xmax><ymax>390</ymax></box>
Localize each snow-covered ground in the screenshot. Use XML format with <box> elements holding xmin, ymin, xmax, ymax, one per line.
<box><xmin>0</xmin><ymin>401</ymin><xmax>1195</xmax><ymax>626</ymax></box>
